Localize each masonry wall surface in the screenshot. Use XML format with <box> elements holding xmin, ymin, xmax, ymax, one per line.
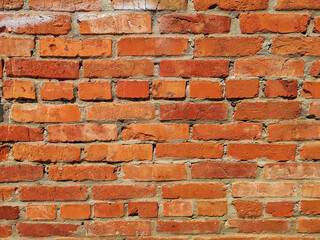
<box><xmin>0</xmin><ymin>0</ymin><xmax>320</xmax><ymax>239</ymax></box>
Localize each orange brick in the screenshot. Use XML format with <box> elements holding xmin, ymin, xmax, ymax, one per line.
<box><xmin>193</xmin><ymin>0</ymin><xmax>268</xmax><ymax>11</ymax></box>
<box><xmin>3</xmin><ymin>80</ymin><xmax>36</xmax><ymax>100</ymax></box>
<box><xmin>112</xmin><ymin>0</ymin><xmax>187</xmax><ymax>10</ymax></box>
<box><xmin>0</xmin><ymin>146</ymin><xmax>10</xmax><ymax>161</ymax></box>
<box><xmin>189</xmin><ymin>80</ymin><xmax>223</xmax><ymax>99</ymax></box>
<box><xmin>128</xmin><ymin>202</ymin><xmax>158</xmax><ymax>218</ymax></box>
<box><xmin>276</xmin><ymin>0</ymin><xmax>320</xmax><ymax>10</ymax></box>
<box><xmin>30</xmin><ymin>0</ymin><xmax>101</xmax><ymax>12</ymax></box>
<box><xmin>40</xmin><ymin>82</ymin><xmax>73</xmax><ymax>101</ymax></box>
<box><xmin>17</xmin><ymin>223</ymin><xmax>79</xmax><ymax>237</ymax></box>
<box><xmin>226</xmin><ymin>219</ymin><xmax>289</xmax><ymax>233</ymax></box>
<box><xmin>117</xmin><ymin>81</ymin><xmax>150</xmax><ymax>99</ymax></box>
<box><xmin>233</xmin><ymin>201</ymin><xmax>263</xmax><ymax>217</ymax></box>
<box><xmin>0</xmin><ymin>187</ymin><xmax>15</xmax><ymax>200</ymax></box>
<box><xmin>226</xmin><ymin>79</ymin><xmax>259</xmax><ymax>99</ymax></box>
<box><xmin>79</xmin><ymin>82</ymin><xmax>112</xmax><ymax>100</ymax></box>
<box><xmin>0</xmin><ymin>165</ymin><xmax>43</xmax><ymax>182</ymax></box>
<box><xmin>0</xmin><ymin>0</ymin><xmax>23</xmax><ymax>9</ymax></box>
<box><xmin>61</xmin><ymin>204</ymin><xmax>91</xmax><ymax>219</ymax></box>
<box><xmin>297</xmin><ymin>219</ymin><xmax>320</xmax><ymax>233</ymax></box>
<box><xmin>266</xmin><ymin>202</ymin><xmax>294</xmax><ymax>217</ymax></box>
<box><xmin>157</xmin><ymin>220</ymin><xmax>220</xmax><ymax>234</ymax></box>
<box><xmin>198</xmin><ymin>201</ymin><xmax>227</xmax><ymax>217</ymax></box>
<box><xmin>265</xmin><ymin>80</ymin><xmax>298</xmax><ymax>98</ymax></box>
<box><xmin>0</xmin><ymin>37</ymin><xmax>34</xmax><ymax>56</ymax></box>
<box><xmin>152</xmin><ymin>80</ymin><xmax>186</xmax><ymax>99</ymax></box>
<box><xmin>94</xmin><ymin>202</ymin><xmax>124</xmax><ymax>218</ymax></box>
<box><xmin>26</xmin><ymin>205</ymin><xmax>56</xmax><ymax>220</ymax></box>
<box><xmin>163</xmin><ymin>201</ymin><xmax>192</xmax><ymax>217</ymax></box>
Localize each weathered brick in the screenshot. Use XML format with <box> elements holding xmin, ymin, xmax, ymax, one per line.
<box><xmin>26</xmin><ymin>205</ymin><xmax>57</xmax><ymax>220</ymax></box>
<box><xmin>0</xmin><ymin>0</ymin><xmax>23</xmax><ymax>9</ymax></box>
<box><xmin>92</xmin><ymin>185</ymin><xmax>157</xmax><ymax>200</ymax></box>
<box><xmin>240</xmin><ymin>14</ymin><xmax>310</xmax><ymax>33</ymax></box>
<box><xmin>48</xmin><ymin>124</ymin><xmax>117</xmax><ymax>142</ymax></box>
<box><xmin>162</xmin><ymin>183</ymin><xmax>226</xmax><ymax>199</ymax></box>
<box><xmin>40</xmin><ymin>82</ymin><xmax>74</xmax><ymax>101</ymax></box>
<box><xmin>79</xmin><ymin>13</ymin><xmax>151</xmax><ymax>34</ymax></box>
<box><xmin>158</xmin><ymin>14</ymin><xmax>230</xmax><ymax>34</ymax></box>
<box><xmin>19</xmin><ymin>186</ymin><xmax>87</xmax><ymax>201</ymax></box>
<box><xmin>276</xmin><ymin>0</ymin><xmax>320</xmax><ymax>10</ymax></box>
<box><xmin>297</xmin><ymin>219</ymin><xmax>320</xmax><ymax>233</ymax></box>
<box><xmin>302</xmin><ymin>183</ymin><xmax>320</xmax><ymax>198</ymax></box>
<box><xmin>117</xmin><ymin>81</ymin><xmax>150</xmax><ymax>99</ymax></box>
<box><xmin>0</xmin><ymin>125</ymin><xmax>43</xmax><ymax>142</ymax></box>
<box><xmin>189</xmin><ymin>80</ymin><xmax>223</xmax><ymax>99</ymax></box>
<box><xmin>0</xmin><ymin>37</ymin><xmax>34</xmax><ymax>56</ymax></box>
<box><xmin>272</xmin><ymin>37</ymin><xmax>320</xmax><ymax>56</ymax></box>
<box><xmin>234</xmin><ymin>58</ymin><xmax>305</xmax><ymax>77</ymax></box>
<box><xmin>128</xmin><ymin>202</ymin><xmax>158</xmax><ymax>218</ymax></box>
<box><xmin>0</xmin><ymin>206</ymin><xmax>19</xmax><ymax>220</ymax></box>
<box><xmin>195</xmin><ymin>37</ymin><xmax>263</xmax><ymax>57</ymax></box>
<box><xmin>6</xmin><ymin>59</ymin><xmax>79</xmax><ymax>79</ymax></box>
<box><xmin>163</xmin><ymin>201</ymin><xmax>192</xmax><ymax>217</ymax></box>
<box><xmin>94</xmin><ymin>202</ymin><xmax>124</xmax><ymax>218</ymax></box>
<box><xmin>156</xmin><ymin>143</ymin><xmax>223</xmax><ymax>159</ymax></box>
<box><xmin>0</xmin><ymin>165</ymin><xmax>43</xmax><ymax>182</ymax></box>
<box><xmin>160</xmin><ymin>60</ymin><xmax>229</xmax><ymax>78</ymax></box>
<box><xmin>0</xmin><ymin>146</ymin><xmax>10</xmax><ymax>161</ymax></box>
<box><xmin>29</xmin><ymin>0</ymin><xmax>101</xmax><ymax>12</ymax></box>
<box><xmin>265</xmin><ymin>80</ymin><xmax>298</xmax><ymax>98</ymax></box>
<box><xmin>0</xmin><ymin>187</ymin><xmax>15</xmax><ymax>200</ymax></box>
<box><xmin>266</xmin><ymin>202</ymin><xmax>295</xmax><ymax>217</ymax></box>
<box><xmin>111</xmin><ymin>0</ymin><xmax>187</xmax><ymax>10</ymax></box>
<box><xmin>193</xmin><ymin>0</ymin><xmax>268</xmax><ymax>11</ymax></box>
<box><xmin>234</xmin><ymin>101</ymin><xmax>301</xmax><ymax>120</ymax></box>
<box><xmin>264</xmin><ymin>163</ymin><xmax>320</xmax><ymax>179</ymax></box>
<box><xmin>60</xmin><ymin>204</ymin><xmax>91</xmax><ymax>219</ymax></box>
<box><xmin>3</xmin><ymin>80</ymin><xmax>35</xmax><ymax>100</ymax></box>
<box><xmin>49</xmin><ymin>165</ymin><xmax>117</xmax><ymax>181</ymax></box>
<box><xmin>226</xmin><ymin>79</ymin><xmax>259</xmax><ymax>99</ymax></box>
<box><xmin>300</xmin><ymin>143</ymin><xmax>320</xmax><ymax>160</ymax></box>
<box><xmin>309</xmin><ymin>103</ymin><xmax>320</xmax><ymax>119</ymax></box>
<box><xmin>198</xmin><ymin>201</ymin><xmax>227</xmax><ymax>217</ymax></box>
<box><xmin>302</xmin><ymin>82</ymin><xmax>320</xmax><ymax>98</ymax></box>
<box><xmin>85</xmin><ymin>144</ymin><xmax>153</xmax><ymax>162</ymax></box>
<box><xmin>17</xmin><ymin>223</ymin><xmax>79</xmax><ymax>237</ymax></box>
<box><xmin>233</xmin><ymin>201</ymin><xmax>263</xmax><ymax>217</ymax></box>
<box><xmin>157</xmin><ymin>220</ymin><xmax>220</xmax><ymax>234</ymax></box>
<box><xmin>78</xmin><ymin>82</ymin><xmax>112</xmax><ymax>101</ymax></box>
<box><xmin>152</xmin><ymin>80</ymin><xmax>186</xmax><ymax>99</ymax></box>
<box><xmin>0</xmin><ymin>224</ymin><xmax>12</xmax><ymax>237</ymax></box>
<box><xmin>314</xmin><ymin>18</ymin><xmax>320</xmax><ymax>33</ymax></box>
<box><xmin>310</xmin><ymin>60</ymin><xmax>320</xmax><ymax>77</ymax></box>
<box><xmin>226</xmin><ymin>219</ymin><xmax>289</xmax><ymax>233</ymax></box>
<box><xmin>13</xmin><ymin>145</ymin><xmax>81</xmax><ymax>163</ymax></box>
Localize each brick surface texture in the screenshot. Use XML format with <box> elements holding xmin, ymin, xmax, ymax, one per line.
<box><xmin>0</xmin><ymin>0</ymin><xmax>320</xmax><ymax>239</ymax></box>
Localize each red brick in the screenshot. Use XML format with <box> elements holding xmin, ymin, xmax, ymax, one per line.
<box><xmin>189</xmin><ymin>80</ymin><xmax>223</xmax><ymax>99</ymax></box>
<box><xmin>302</xmin><ymin>82</ymin><xmax>320</xmax><ymax>98</ymax></box>
<box><xmin>19</xmin><ymin>185</ymin><xmax>87</xmax><ymax>201</ymax></box>
<box><xmin>152</xmin><ymin>80</ymin><xmax>186</xmax><ymax>99</ymax></box>
<box><xmin>234</xmin><ymin>101</ymin><xmax>301</xmax><ymax>120</ymax></box>
<box><xmin>79</xmin><ymin>82</ymin><xmax>112</xmax><ymax>100</ymax></box>
<box><xmin>60</xmin><ymin>204</ymin><xmax>91</xmax><ymax>219</ymax></box>
<box><xmin>40</xmin><ymin>82</ymin><xmax>73</xmax><ymax>101</ymax></box>
<box><xmin>0</xmin><ymin>187</ymin><xmax>15</xmax><ymax>200</ymax></box>
<box><xmin>0</xmin><ymin>0</ymin><xmax>23</xmax><ymax>9</ymax></box>
<box><xmin>30</xmin><ymin>0</ymin><xmax>101</xmax><ymax>11</ymax></box>
<box><xmin>157</xmin><ymin>220</ymin><xmax>220</xmax><ymax>234</ymax></box>
<box><xmin>302</xmin><ymin>183</ymin><xmax>320</xmax><ymax>198</ymax></box>
<box><xmin>266</xmin><ymin>202</ymin><xmax>295</xmax><ymax>217</ymax></box>
<box><xmin>3</xmin><ymin>80</ymin><xmax>35</xmax><ymax>100</ymax></box>
<box><xmin>0</xmin><ymin>165</ymin><xmax>43</xmax><ymax>182</ymax></box>
<box><xmin>79</xmin><ymin>13</ymin><xmax>151</xmax><ymax>34</ymax></box>
<box><xmin>160</xmin><ymin>103</ymin><xmax>227</xmax><ymax>120</ymax></box>
<box><xmin>276</xmin><ymin>0</ymin><xmax>320</xmax><ymax>10</ymax></box>
<box><xmin>310</xmin><ymin>104</ymin><xmax>320</xmax><ymax>119</ymax></box>
<box><xmin>310</xmin><ymin>60</ymin><xmax>320</xmax><ymax>77</ymax></box>
<box><xmin>264</xmin><ymin>163</ymin><xmax>320</xmax><ymax>179</ymax></box>
<box><xmin>268</xmin><ymin>122</ymin><xmax>320</xmax><ymax>142</ymax></box>
<box><xmin>272</xmin><ymin>37</ymin><xmax>320</xmax><ymax>56</ymax></box>
<box><xmin>233</xmin><ymin>201</ymin><xmax>263</xmax><ymax>217</ymax></box>
<box><xmin>162</xmin><ymin>183</ymin><xmax>226</xmax><ymax>199</ymax></box>
<box><xmin>232</xmin><ymin>182</ymin><xmax>297</xmax><ymax>197</ymax></box>
<box><xmin>118</xmin><ymin>38</ymin><xmax>188</xmax><ymax>56</ymax></box>
<box><xmin>111</xmin><ymin>0</ymin><xmax>187</xmax><ymax>10</ymax></box>
<box><xmin>193</xmin><ymin>123</ymin><xmax>262</xmax><ymax>141</ymax></box>
<box><xmin>193</xmin><ymin>0</ymin><xmax>268</xmax><ymax>11</ymax></box>
<box><xmin>260</xmin><ymin>237</ymin><xmax>315</xmax><ymax>240</ymax></box>
<box><xmin>128</xmin><ymin>202</ymin><xmax>158</xmax><ymax>218</ymax></box>
<box><xmin>94</xmin><ymin>202</ymin><xmax>124</xmax><ymax>218</ymax></box>
<box><xmin>26</xmin><ymin>205</ymin><xmax>57</xmax><ymax>220</ymax></box>
<box><xmin>0</xmin><ymin>37</ymin><xmax>34</xmax><ymax>56</ymax></box>
<box><xmin>195</xmin><ymin>37</ymin><xmax>263</xmax><ymax>57</ymax></box>
<box><xmin>87</xmin><ymin>103</ymin><xmax>155</xmax><ymax>120</ymax></box>
<box><xmin>163</xmin><ymin>201</ymin><xmax>192</xmax><ymax>217</ymax></box>
<box><xmin>11</xmin><ymin>104</ymin><xmax>81</xmax><ymax>123</ymax></box>
<box><xmin>122</xmin><ymin>123</ymin><xmax>189</xmax><ymax>141</ymax></box>
<box><xmin>84</xmin><ymin>59</ymin><xmax>154</xmax><ymax>78</ymax></box>
<box><xmin>17</xmin><ymin>223</ymin><xmax>79</xmax><ymax>237</ymax></box>
<box><xmin>0</xmin><ymin>125</ymin><xmax>43</xmax><ymax>142</ymax></box>
<box><xmin>0</xmin><ymin>61</ymin><xmax>3</xmax><ymax>78</ymax></box>
<box><xmin>0</xmin><ymin>206</ymin><xmax>19</xmax><ymax>220</ymax></box>
<box><xmin>196</xmin><ymin>238</ymin><xmax>255</xmax><ymax>240</ymax></box>
<box><xmin>226</xmin><ymin>79</ymin><xmax>259</xmax><ymax>99</ymax></box>
<box><xmin>160</xmin><ymin>60</ymin><xmax>229</xmax><ymax>78</ymax></box>
<box><xmin>85</xmin><ymin>221</ymin><xmax>151</xmax><ymax>236</ymax></box>
<box><xmin>6</xmin><ymin>59</ymin><xmax>79</xmax><ymax>79</ymax></box>
<box><xmin>234</xmin><ymin>58</ymin><xmax>305</xmax><ymax>77</ymax></box>
<box><xmin>156</xmin><ymin>143</ymin><xmax>223</xmax><ymax>159</ymax></box>
<box><xmin>117</xmin><ymin>81</ymin><xmax>149</xmax><ymax>99</ymax></box>
<box><xmin>48</xmin><ymin>124</ymin><xmax>117</xmax><ymax>142</ymax></box>
<box><xmin>240</xmin><ymin>14</ymin><xmax>310</xmax><ymax>33</ymax></box>
<box><xmin>265</xmin><ymin>80</ymin><xmax>298</xmax><ymax>98</ymax></box>
<box><xmin>226</xmin><ymin>219</ymin><xmax>289</xmax><ymax>233</ymax></box>
<box><xmin>300</xmin><ymin>143</ymin><xmax>320</xmax><ymax>160</ymax></box>
<box><xmin>314</xmin><ymin>18</ymin><xmax>320</xmax><ymax>33</ymax></box>
<box><xmin>41</xmin><ymin>38</ymin><xmax>111</xmax><ymax>57</ymax></box>
<box><xmin>0</xmin><ymin>224</ymin><xmax>12</xmax><ymax>237</ymax></box>
<box><xmin>122</xmin><ymin>164</ymin><xmax>187</xmax><ymax>181</ymax></box>
<box><xmin>85</xmin><ymin>144</ymin><xmax>153</xmax><ymax>162</ymax></box>
<box><xmin>297</xmin><ymin>219</ymin><xmax>320</xmax><ymax>233</ymax></box>
<box><xmin>159</xmin><ymin>14</ymin><xmax>230</xmax><ymax>34</ymax></box>
<box><xmin>198</xmin><ymin>201</ymin><xmax>227</xmax><ymax>217</ymax></box>
<box><xmin>227</xmin><ymin>143</ymin><xmax>297</xmax><ymax>161</ymax></box>
<box><xmin>13</xmin><ymin>145</ymin><xmax>81</xmax><ymax>163</ymax></box>
<box><xmin>92</xmin><ymin>185</ymin><xmax>157</xmax><ymax>200</ymax></box>
<box><xmin>0</xmin><ymin>14</ymin><xmax>71</xmax><ymax>34</ymax></box>
<box><xmin>49</xmin><ymin>165</ymin><xmax>117</xmax><ymax>181</ymax></box>
<box><xmin>0</xmin><ymin>146</ymin><xmax>10</xmax><ymax>161</ymax></box>
<box><xmin>191</xmin><ymin>162</ymin><xmax>257</xmax><ymax>179</ymax></box>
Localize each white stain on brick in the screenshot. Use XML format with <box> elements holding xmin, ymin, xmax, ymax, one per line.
<box><xmin>0</xmin><ymin>15</ymin><xmax>54</xmax><ymax>31</ymax></box>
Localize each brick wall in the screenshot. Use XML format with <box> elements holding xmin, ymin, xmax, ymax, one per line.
<box><xmin>0</xmin><ymin>0</ymin><xmax>320</xmax><ymax>238</ymax></box>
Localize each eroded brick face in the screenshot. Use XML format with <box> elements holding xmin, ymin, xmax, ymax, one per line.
<box><xmin>1</xmin><ymin>0</ymin><xmax>319</xmax><ymax>238</ymax></box>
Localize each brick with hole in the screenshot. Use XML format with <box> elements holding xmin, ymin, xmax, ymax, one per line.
<box><xmin>302</xmin><ymin>82</ymin><xmax>320</xmax><ymax>98</ymax></box>
<box><xmin>128</xmin><ymin>202</ymin><xmax>158</xmax><ymax>218</ymax></box>
<box><xmin>198</xmin><ymin>201</ymin><xmax>227</xmax><ymax>217</ymax></box>
<box><xmin>152</xmin><ymin>80</ymin><xmax>186</xmax><ymax>99</ymax></box>
<box><xmin>265</xmin><ymin>80</ymin><xmax>298</xmax><ymax>98</ymax></box>
<box><xmin>94</xmin><ymin>202</ymin><xmax>124</xmax><ymax>218</ymax></box>
<box><xmin>79</xmin><ymin>13</ymin><xmax>152</xmax><ymax>34</ymax></box>
<box><xmin>266</xmin><ymin>202</ymin><xmax>295</xmax><ymax>217</ymax></box>
<box><xmin>308</xmin><ymin>102</ymin><xmax>320</xmax><ymax>119</ymax></box>
<box><xmin>117</xmin><ymin>81</ymin><xmax>150</xmax><ymax>99</ymax></box>
<box><xmin>111</xmin><ymin>0</ymin><xmax>188</xmax><ymax>10</ymax></box>
<box><xmin>26</xmin><ymin>205</ymin><xmax>57</xmax><ymax>220</ymax></box>
<box><xmin>193</xmin><ymin>0</ymin><xmax>268</xmax><ymax>11</ymax></box>
<box><xmin>310</xmin><ymin>61</ymin><xmax>320</xmax><ymax>77</ymax></box>
<box><xmin>157</xmin><ymin>220</ymin><xmax>220</xmax><ymax>234</ymax></box>
<box><xmin>226</xmin><ymin>79</ymin><xmax>259</xmax><ymax>99</ymax></box>
<box><xmin>29</xmin><ymin>0</ymin><xmax>101</xmax><ymax>11</ymax></box>
<box><xmin>79</xmin><ymin>82</ymin><xmax>112</xmax><ymax>101</ymax></box>
<box><xmin>233</xmin><ymin>201</ymin><xmax>263</xmax><ymax>217</ymax></box>
<box><xmin>158</xmin><ymin>14</ymin><xmax>231</xmax><ymax>34</ymax></box>
<box><xmin>314</xmin><ymin>18</ymin><xmax>320</xmax><ymax>33</ymax></box>
<box><xmin>189</xmin><ymin>80</ymin><xmax>223</xmax><ymax>99</ymax></box>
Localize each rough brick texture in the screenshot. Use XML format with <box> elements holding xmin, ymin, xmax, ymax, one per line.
<box><xmin>0</xmin><ymin>0</ymin><xmax>319</xmax><ymax>239</ymax></box>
